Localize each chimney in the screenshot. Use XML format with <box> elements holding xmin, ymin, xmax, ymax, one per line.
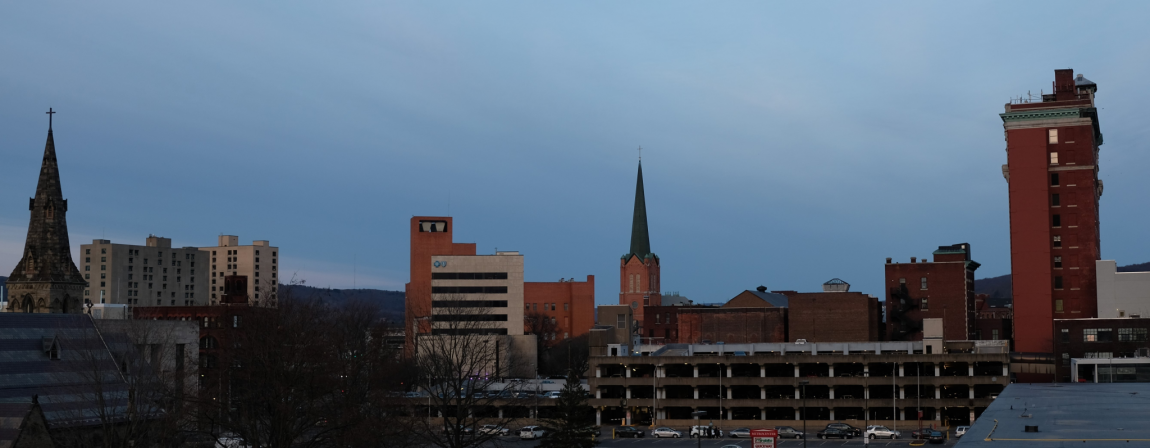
<box><xmin>1054</xmin><ymin>69</ymin><xmax>1075</xmax><ymax>101</ymax></box>
<box><xmin>756</xmin><ymin>286</ymin><xmax>768</xmax><ymax>293</ymax></box>
<box><xmin>886</xmin><ymin>258</ymin><xmax>892</xmax><ymax>263</ymax></box>
<box><xmin>911</xmin><ymin>257</ymin><xmax>917</xmax><ymax>263</ymax></box>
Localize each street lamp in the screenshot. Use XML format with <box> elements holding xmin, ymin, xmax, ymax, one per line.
<box><xmin>691</xmin><ymin>410</ymin><xmax>706</xmax><ymax>448</ymax></box>
<box><xmin>864</xmin><ymin>368</ymin><xmax>870</xmax><ymax>446</ymax></box>
<box><xmin>799</xmin><ymin>380</ymin><xmax>809</xmax><ymax>448</ymax></box>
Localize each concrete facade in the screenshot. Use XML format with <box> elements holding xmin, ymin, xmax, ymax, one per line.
<box><xmin>80</xmin><ymin>236</ymin><xmax>209</xmax><ymax>307</ymax></box>
<box><xmin>587</xmin><ymin>341</ymin><xmax>1009</xmax><ymax>429</ymax></box>
<box><xmin>198</xmin><ymin>236</ymin><xmax>279</xmax><ymax>307</ymax></box>
<box><xmin>1095</xmin><ymin>260</ymin><xmax>1150</xmax><ymax>319</ymax></box>
<box><xmin>430</xmin><ymin>251</ymin><xmax>525</xmax><ymax>336</ymax></box>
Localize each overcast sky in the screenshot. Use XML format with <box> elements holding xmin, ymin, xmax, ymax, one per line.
<box><xmin>3</xmin><ymin>1</ymin><xmax>1150</xmax><ymax>305</ymax></box>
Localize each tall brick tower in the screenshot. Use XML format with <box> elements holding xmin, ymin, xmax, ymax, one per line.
<box><xmin>1001</xmin><ymin>69</ymin><xmax>1103</xmax><ymax>356</ymax></box>
<box><xmin>5</xmin><ymin>114</ymin><xmax>86</xmax><ymax>313</ymax></box>
<box><xmin>620</xmin><ymin>161</ymin><xmax>661</xmax><ymax>329</ymax></box>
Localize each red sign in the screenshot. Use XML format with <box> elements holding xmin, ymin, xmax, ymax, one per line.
<box><xmin>751</xmin><ymin>429</ymin><xmax>778</xmax><ymax>448</ymax></box>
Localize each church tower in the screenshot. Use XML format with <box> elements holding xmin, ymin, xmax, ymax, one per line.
<box><xmin>620</xmin><ymin>160</ymin><xmax>661</xmax><ymax>329</ymax></box>
<box><xmin>5</xmin><ymin>112</ymin><xmax>86</xmax><ymax>313</ymax></box>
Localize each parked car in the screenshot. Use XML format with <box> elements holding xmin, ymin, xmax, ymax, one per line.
<box><xmin>911</xmin><ymin>429</ymin><xmax>929</xmax><ymax>440</ymax></box>
<box><xmin>928</xmin><ymin>430</ymin><xmax>946</xmax><ymax>444</ymax></box>
<box><xmin>615</xmin><ymin>426</ymin><xmax>644</xmax><ymax>438</ymax></box>
<box><xmin>817</xmin><ymin>427</ymin><xmax>853</xmax><ymax>439</ymax></box>
<box><xmin>865</xmin><ymin>425</ymin><xmax>901</xmax><ymax>439</ymax></box>
<box><xmin>689</xmin><ymin>426</ymin><xmax>723</xmax><ymax>438</ymax></box>
<box><xmin>443</xmin><ymin>425</ymin><xmax>474</xmax><ymax>435</ymax></box>
<box><xmin>955</xmin><ymin>426</ymin><xmax>969</xmax><ymax>438</ymax></box>
<box><xmin>652</xmin><ymin>427</ymin><xmax>681</xmax><ymax>438</ymax></box>
<box><xmin>479</xmin><ymin>425</ymin><xmax>509</xmax><ymax>436</ymax></box>
<box><xmin>825</xmin><ymin>423</ymin><xmax>863</xmax><ymax>437</ymax></box>
<box><xmin>728</xmin><ymin>428</ymin><xmax>751</xmax><ymax>438</ymax></box>
<box><xmin>519</xmin><ymin>426</ymin><xmax>545</xmax><ymax>439</ymax></box>
<box><xmin>542</xmin><ymin>391</ymin><xmax>562</xmax><ymax>399</ymax></box>
<box><xmin>775</xmin><ymin>426</ymin><xmax>805</xmax><ymax>439</ymax></box>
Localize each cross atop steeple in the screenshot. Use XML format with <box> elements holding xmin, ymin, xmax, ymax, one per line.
<box><xmin>46</xmin><ymin>108</ymin><xmax>55</xmax><ymax>130</ymax></box>
<box><xmin>638</xmin><ymin>145</ymin><xmax>642</xmax><ymax>161</ymax></box>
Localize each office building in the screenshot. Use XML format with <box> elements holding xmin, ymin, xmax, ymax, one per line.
<box><xmin>780</xmin><ymin>279</ymin><xmax>883</xmax><ymax>343</ymax></box>
<box><xmin>1053</xmin><ymin>317</ymin><xmax>1150</xmax><ymax>382</ymax></box>
<box><xmin>4</xmin><ymin>120</ymin><xmax>86</xmax><ymax>313</ymax></box>
<box><xmin>198</xmin><ymin>236</ymin><xmax>279</xmax><ymax>307</ymax></box>
<box><xmin>1001</xmin><ymin>69</ymin><xmax>1103</xmax><ymax>356</ymax></box>
<box><xmin>80</xmin><ymin>236</ymin><xmax>208</xmax><ymax>307</ymax></box>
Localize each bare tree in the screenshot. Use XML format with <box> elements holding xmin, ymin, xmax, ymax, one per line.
<box><xmin>51</xmin><ymin>316</ymin><xmax>196</xmax><ymax>447</ymax></box>
<box><xmin>539</xmin><ymin>335</ymin><xmax>591</xmax><ymax>379</ymax></box>
<box><xmin>409</xmin><ymin>294</ymin><xmax>526</xmax><ymax>448</ymax></box>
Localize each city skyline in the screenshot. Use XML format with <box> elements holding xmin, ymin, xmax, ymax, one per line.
<box><xmin>4</xmin><ymin>2</ymin><xmax>1150</xmax><ymax>305</ymax></box>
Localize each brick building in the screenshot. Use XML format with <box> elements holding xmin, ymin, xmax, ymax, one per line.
<box><xmin>524</xmin><ymin>276</ymin><xmax>596</xmax><ymax>341</ymax></box>
<box><xmin>973</xmin><ymin>295</ymin><xmax>1013</xmax><ymax>343</ymax></box>
<box><xmin>1001</xmin><ymin>69</ymin><xmax>1103</xmax><ymax>356</ymax></box>
<box><xmin>781</xmin><ymin>279</ymin><xmax>882</xmax><ymax>343</ymax></box>
<box><xmin>885</xmin><ymin>244</ymin><xmax>980</xmax><ymax>342</ymax></box>
<box><xmin>619</xmin><ymin>161</ymin><xmax>662</xmax><ymax>328</ymax></box>
<box><xmin>404</xmin><ymin>216</ymin><xmax>595</xmax><ymax>357</ymax></box>
<box><xmin>1053</xmin><ymin>318</ymin><xmax>1150</xmax><ymax>382</ymax></box>
<box><xmin>676</xmin><ymin>307</ymin><xmax>788</xmax><ymax>344</ymax></box>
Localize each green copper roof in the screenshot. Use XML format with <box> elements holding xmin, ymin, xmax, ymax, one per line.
<box><xmin>627</xmin><ymin>161</ymin><xmax>653</xmax><ymax>260</ymax></box>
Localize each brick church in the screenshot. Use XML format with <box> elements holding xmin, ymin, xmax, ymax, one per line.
<box><xmin>620</xmin><ymin>160</ymin><xmax>662</xmax><ymax>328</ymax></box>
<box><xmin>5</xmin><ymin>111</ymin><xmax>86</xmax><ymax>313</ymax></box>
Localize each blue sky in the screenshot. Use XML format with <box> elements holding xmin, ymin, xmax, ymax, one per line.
<box><xmin>3</xmin><ymin>1</ymin><xmax>1150</xmax><ymax>305</ymax></box>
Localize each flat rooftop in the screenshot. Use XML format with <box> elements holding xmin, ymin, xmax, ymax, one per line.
<box><xmin>957</xmin><ymin>383</ymin><xmax>1150</xmax><ymax>446</ymax></box>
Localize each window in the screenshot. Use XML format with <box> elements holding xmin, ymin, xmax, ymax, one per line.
<box><xmin>101</xmin><ymin>256</ymin><xmax>106</xmax><ymax>262</ymax></box>
<box><xmin>85</xmin><ymin>266</ymin><xmax>90</xmax><ymax>271</ymax></box>
<box><xmin>525</xmin><ymin>304</ymin><xmax>530</xmax><ymax>312</ymax></box>
<box><xmin>921</xmin><ymin>298</ymin><xmax>929</xmax><ymax>311</ymax></box>
<box><xmin>920</xmin><ymin>277</ymin><xmax>927</xmax><ymax>290</ymax></box>
<box><xmin>532</xmin><ymin>303</ymin><xmax>537</xmax><ymax>311</ymax></box>
<box><xmin>85</xmin><ymin>257</ymin><xmax>90</xmax><ymax>263</ymax></box>
<box><xmin>1048</xmin><ymin>129</ymin><xmax>1058</xmax><ymax>144</ymax></box>
<box><xmin>1054</xmin><ymin>235</ymin><xmax>1062</xmax><ymax>248</ymax></box>
<box><xmin>1061</xmin><ymin>328</ymin><xmax>1070</xmax><ymax>343</ymax></box>
<box><xmin>1054</xmin><ymin>256</ymin><xmax>1062</xmax><ymax>268</ymax></box>
<box><xmin>1098</xmin><ymin>328</ymin><xmax>1113</xmax><ymax>342</ymax></box>
<box><xmin>1051</xmin><ymin>173</ymin><xmax>1060</xmax><ymax>186</ymax></box>
<box><xmin>86</xmin><ymin>249</ymin><xmax>90</xmax><ymax>255</ymax></box>
<box><xmin>101</xmin><ymin>265</ymin><xmax>106</xmax><ymax>271</ymax></box>
<box><xmin>1055</xmin><ymin>299</ymin><xmax>1063</xmax><ymax>312</ymax></box>
<box><xmin>1119</xmin><ymin>328</ymin><xmax>1148</xmax><ymax>342</ymax></box>
<box><xmin>233</xmin><ymin>316</ymin><xmax>241</xmax><ymax>328</ymax></box>
<box><xmin>1050</xmin><ymin>152</ymin><xmax>1059</xmax><ymax>164</ymax></box>
<box><xmin>899</xmin><ymin>278</ymin><xmax>905</xmax><ymax>285</ymax></box>
<box><xmin>1055</xmin><ymin>276</ymin><xmax>1063</xmax><ymax>289</ymax></box>
<box><xmin>656</xmin><ymin>314</ymin><xmax>661</xmax><ymax>324</ymax></box>
<box><xmin>1053</xmin><ymin>214</ymin><xmax>1061</xmax><ymax>227</ymax></box>
<box><xmin>101</xmin><ymin>248</ymin><xmax>106</xmax><ymax>254</ymax></box>
<box><xmin>564</xmin><ymin>303</ymin><xmax>569</xmax><ymax>311</ymax></box>
<box><xmin>1052</xmin><ymin>194</ymin><xmax>1060</xmax><ymax>206</ymax></box>
<box><xmin>1084</xmin><ymin>328</ymin><xmax>1097</xmax><ymax>342</ymax></box>
<box><xmin>617</xmin><ymin>314</ymin><xmax>626</xmax><ymax>328</ymax></box>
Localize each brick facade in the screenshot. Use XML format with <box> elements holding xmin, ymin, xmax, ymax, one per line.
<box><xmin>885</xmin><ymin>244</ymin><xmax>980</xmax><ymax>342</ymax></box>
<box><xmin>524</xmin><ymin>276</ymin><xmax>596</xmax><ymax>340</ymax></box>
<box><xmin>784</xmin><ymin>291</ymin><xmax>881</xmax><ymax>342</ymax></box>
<box><xmin>675</xmin><ymin>307</ymin><xmax>788</xmax><ymax>344</ymax></box>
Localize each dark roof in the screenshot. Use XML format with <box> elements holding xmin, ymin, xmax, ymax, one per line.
<box><xmin>746</xmin><ymin>290</ymin><xmax>789</xmax><ymax>307</ymax></box>
<box><xmin>824</xmin><ymin>278</ymin><xmax>848</xmax><ymax>285</ymax></box>
<box><xmin>0</xmin><ymin>314</ymin><xmax>132</xmax><ymax>429</ymax></box>
<box><xmin>1075</xmin><ymin>74</ymin><xmax>1097</xmax><ymax>88</ymax></box>
<box><xmin>624</xmin><ymin>161</ymin><xmax>655</xmax><ymax>261</ymax></box>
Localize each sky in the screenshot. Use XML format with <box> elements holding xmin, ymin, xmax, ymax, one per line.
<box><xmin>2</xmin><ymin>1</ymin><xmax>1150</xmax><ymax>306</ymax></box>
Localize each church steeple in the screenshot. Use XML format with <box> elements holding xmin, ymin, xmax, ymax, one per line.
<box><xmin>6</xmin><ymin>115</ymin><xmax>86</xmax><ymax>313</ymax></box>
<box><xmin>627</xmin><ymin>161</ymin><xmax>653</xmax><ymax>259</ymax></box>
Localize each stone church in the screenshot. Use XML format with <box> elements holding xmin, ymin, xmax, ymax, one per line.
<box><xmin>5</xmin><ymin>116</ymin><xmax>86</xmax><ymax>313</ymax></box>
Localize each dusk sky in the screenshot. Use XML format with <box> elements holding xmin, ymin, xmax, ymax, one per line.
<box><xmin>3</xmin><ymin>2</ymin><xmax>1149</xmax><ymax>306</ymax></box>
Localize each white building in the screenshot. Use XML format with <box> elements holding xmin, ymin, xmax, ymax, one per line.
<box><xmin>1096</xmin><ymin>260</ymin><xmax>1150</xmax><ymax>319</ymax></box>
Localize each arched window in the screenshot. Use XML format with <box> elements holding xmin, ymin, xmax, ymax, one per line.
<box><xmin>199</xmin><ymin>336</ymin><xmax>219</xmax><ymax>350</ymax></box>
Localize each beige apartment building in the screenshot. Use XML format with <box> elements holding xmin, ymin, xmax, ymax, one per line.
<box><xmin>80</xmin><ymin>236</ymin><xmax>209</xmax><ymax>306</ymax></box>
<box><xmin>199</xmin><ymin>235</ymin><xmax>279</xmax><ymax>307</ymax></box>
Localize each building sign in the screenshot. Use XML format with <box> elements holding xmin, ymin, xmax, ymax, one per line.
<box><xmin>751</xmin><ymin>429</ymin><xmax>777</xmax><ymax>448</ymax></box>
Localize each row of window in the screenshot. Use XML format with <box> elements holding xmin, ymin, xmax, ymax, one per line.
<box><xmin>897</xmin><ymin>277</ymin><xmax>929</xmax><ymax>290</ymax></box>
<box><xmin>1062</xmin><ymin>327</ymin><xmax>1149</xmax><ymax>343</ymax></box>
<box><xmin>431</xmin><ymin>272</ymin><xmax>509</xmax><ymax>280</ymax></box>
<box><xmin>431</xmin><ymin>286</ymin><xmax>508</xmax><ymax>294</ymax></box>
<box><xmin>432</xmin><ymin>300</ymin><xmax>508</xmax><ymax>308</ymax></box>
<box><xmin>527</xmin><ymin>302</ymin><xmax>566</xmax><ymax>312</ymax></box>
<box><xmin>432</xmin><ymin>328</ymin><xmax>508</xmax><ymax>335</ymax></box>
<box><xmin>431</xmin><ymin>314</ymin><xmax>509</xmax><ymax>322</ymax></box>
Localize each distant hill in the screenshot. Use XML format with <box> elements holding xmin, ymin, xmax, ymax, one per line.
<box><xmin>278</xmin><ymin>283</ymin><xmax>404</xmax><ymax>321</ymax></box>
<box><xmin>974</xmin><ymin>261</ymin><xmax>1150</xmax><ymax>299</ymax></box>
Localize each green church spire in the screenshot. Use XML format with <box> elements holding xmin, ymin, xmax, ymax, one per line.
<box><xmin>628</xmin><ymin>161</ymin><xmax>652</xmax><ymax>259</ymax></box>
